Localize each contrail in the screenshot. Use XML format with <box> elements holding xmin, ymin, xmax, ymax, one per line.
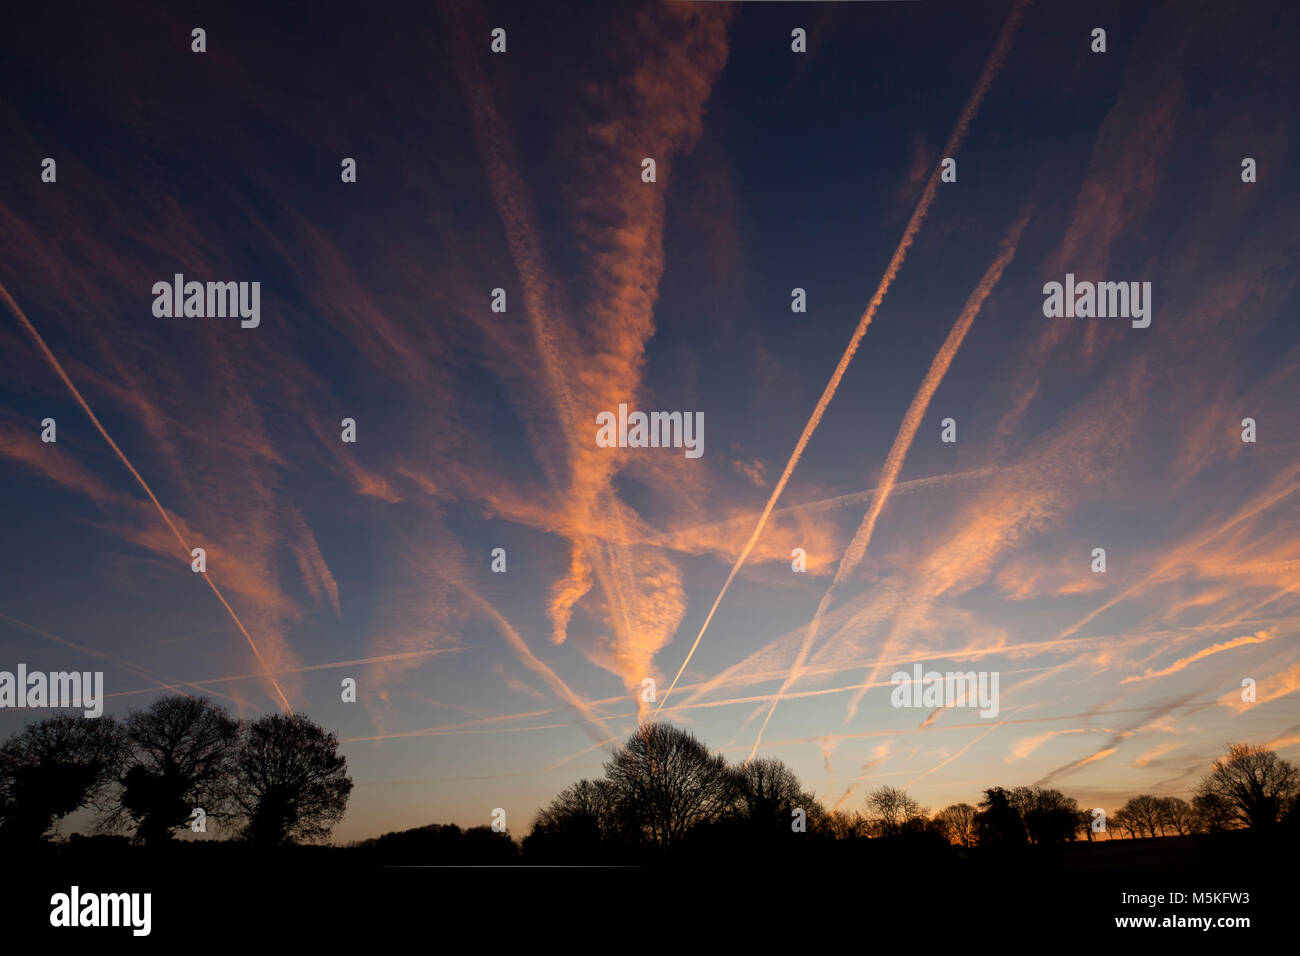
<box><xmin>458</xmin><ymin>585</ymin><xmax>616</xmax><ymax>746</ymax></box>
<box><xmin>747</xmin><ymin>211</ymin><xmax>1030</xmax><ymax>761</ymax></box>
<box><xmin>0</xmin><ymin>610</ymin><xmax>258</xmax><ymax>711</ymax></box>
<box><xmin>666</xmin><ymin>610</ymin><xmax>1193</xmax><ymax>713</ymax></box>
<box><xmin>903</xmin><ymin>721</ymin><xmax>1003</xmax><ymax>787</ymax></box>
<box><xmin>1120</xmin><ymin>628</ymin><xmax>1277</xmax><ymax>684</ymax></box>
<box><xmin>655</xmin><ymin>0</ymin><xmax>1030</xmax><ymax>718</ymax></box>
<box><xmin>681</xmin><ymin>664</ymin><xmax>1048</xmax><ymax>716</ymax></box>
<box><xmin>339</xmin><ymin>709</ymin><xmax>568</xmax><ymax>743</ymax></box>
<box><xmin>341</xmin><ymin>721</ymin><xmax>581</xmax><ymax>745</ymax></box>
<box><xmin>547</xmin><ymin>730</ymin><xmax>631</xmax><ymax>771</ymax></box>
<box><xmin>1050</xmin><ymin>463</ymin><xmax>1300</xmax><ymax>645</ymax></box>
<box><xmin>760</xmin><ymin>701</ymin><xmax>1207</xmax><ymax>752</ymax></box>
<box><xmin>102</xmin><ymin>646</ymin><xmax>466</xmax><ymax>700</ymax></box>
<box><xmin>0</xmin><ymin>279</ymin><xmax>294</xmax><ymax>714</ymax></box>
<box><xmin>746</xmin><ymin>212</ymin><xmax>1029</xmax><ymax>761</ymax></box>
<box><xmin>640</xmin><ymin>466</ymin><xmax>998</xmax><ymax>547</ymax></box>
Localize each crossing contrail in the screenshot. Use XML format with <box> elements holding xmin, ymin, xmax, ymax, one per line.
<box><xmin>0</xmin><ymin>279</ymin><xmax>294</xmax><ymax>714</ymax></box>
<box><xmin>746</xmin><ymin>211</ymin><xmax>1030</xmax><ymax>761</ymax></box>
<box><xmin>654</xmin><ymin>0</ymin><xmax>1030</xmax><ymax>719</ymax></box>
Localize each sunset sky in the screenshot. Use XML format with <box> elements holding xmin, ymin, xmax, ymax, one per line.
<box><xmin>1</xmin><ymin>0</ymin><xmax>1298</xmax><ymax>843</ymax></box>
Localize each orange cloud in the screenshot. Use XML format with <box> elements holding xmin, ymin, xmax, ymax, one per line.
<box><xmin>1122</xmin><ymin>628</ymin><xmax>1277</xmax><ymax>683</ymax></box>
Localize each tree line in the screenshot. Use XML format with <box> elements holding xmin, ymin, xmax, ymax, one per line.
<box><xmin>0</xmin><ymin>696</ymin><xmax>352</xmax><ymax>847</ymax></box>
<box><xmin>5</xmin><ymin>707</ymin><xmax>1297</xmax><ymax>860</ymax></box>
<box><xmin>522</xmin><ymin>724</ymin><xmax>1300</xmax><ymax>862</ymax></box>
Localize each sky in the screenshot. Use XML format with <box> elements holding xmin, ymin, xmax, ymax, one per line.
<box><xmin>1</xmin><ymin>0</ymin><xmax>1298</xmax><ymax>844</ymax></box>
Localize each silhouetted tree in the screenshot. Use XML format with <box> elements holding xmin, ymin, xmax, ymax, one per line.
<box><xmin>1020</xmin><ymin>788</ymin><xmax>1080</xmax><ymax>845</ymax></box>
<box><xmin>1156</xmin><ymin>795</ymin><xmax>1197</xmax><ymax>835</ymax></box>
<box><xmin>535</xmin><ymin>779</ymin><xmax>616</xmax><ymax>837</ymax></box>
<box><xmin>731</xmin><ymin>757</ymin><xmax>805</xmax><ymax>834</ymax></box>
<box><xmin>973</xmin><ymin>786</ymin><xmax>1079</xmax><ymax>845</ymax></box>
<box><xmin>796</xmin><ymin>791</ymin><xmax>833</xmax><ymax>837</ymax></box>
<box><xmin>1006</xmin><ymin>786</ymin><xmax>1035</xmax><ymax>820</ymax></box>
<box><xmin>826</xmin><ymin>808</ymin><xmax>869</xmax><ymax>839</ymax></box>
<box><xmin>358</xmin><ymin>822</ymin><xmax>518</xmax><ymax>864</ymax></box>
<box><xmin>1111</xmin><ymin>795</ymin><xmax>1200</xmax><ymax>838</ymax></box>
<box><xmin>526</xmin><ymin>778</ymin><xmax>620</xmax><ymax>859</ymax></box>
<box><xmin>1192</xmin><ymin>791</ymin><xmax>1234</xmax><ymax>832</ymax></box>
<box><xmin>1117</xmin><ymin>794</ymin><xmax>1165</xmax><ymax>838</ymax></box>
<box><xmin>603</xmin><ymin>723</ymin><xmax>733</xmax><ymax>849</ymax></box>
<box><xmin>357</xmin><ymin>822</ymin><xmax>465</xmax><ymax>860</ymax></box>
<box><xmin>1077</xmin><ymin>808</ymin><xmax>1096</xmax><ymax>841</ymax></box>
<box><xmin>460</xmin><ymin>823</ymin><xmax>520</xmax><ymax>862</ymax></box>
<box><xmin>232</xmin><ymin>713</ymin><xmax>352</xmax><ymax>846</ymax></box>
<box><xmin>863</xmin><ymin>786</ymin><xmax>926</xmax><ymax>837</ymax></box>
<box><xmin>1110</xmin><ymin>806</ymin><xmax>1136</xmax><ymax>839</ymax></box>
<box><xmin>0</xmin><ymin>715</ymin><xmax>126</xmax><ymax>843</ymax></box>
<box><xmin>1193</xmin><ymin>743</ymin><xmax>1298</xmax><ymax>830</ymax></box>
<box><xmin>114</xmin><ymin>696</ymin><xmax>240</xmax><ymax>844</ymax></box>
<box><xmin>934</xmin><ymin>802</ymin><xmax>978</xmax><ymax>847</ymax></box>
<box><xmin>974</xmin><ymin>787</ymin><xmax>1027</xmax><ymax>847</ymax></box>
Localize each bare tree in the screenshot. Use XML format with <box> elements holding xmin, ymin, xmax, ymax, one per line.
<box><xmin>826</xmin><ymin>808</ymin><xmax>869</xmax><ymax>839</ymax></box>
<box><xmin>603</xmin><ymin>723</ymin><xmax>734</xmax><ymax>848</ymax></box>
<box><xmin>863</xmin><ymin>785</ymin><xmax>926</xmax><ymax>837</ymax></box>
<box><xmin>1077</xmin><ymin>808</ymin><xmax>1099</xmax><ymax>841</ymax></box>
<box><xmin>1110</xmin><ymin>806</ymin><xmax>1135</xmax><ymax>839</ymax></box>
<box><xmin>1118</xmin><ymin>795</ymin><xmax>1165</xmax><ymax>838</ymax></box>
<box><xmin>1156</xmin><ymin>796</ymin><xmax>1198</xmax><ymax>835</ymax></box>
<box><xmin>1194</xmin><ymin>743</ymin><xmax>1299</xmax><ymax>830</ymax></box>
<box><xmin>232</xmin><ymin>713</ymin><xmax>352</xmax><ymax>846</ymax></box>
<box><xmin>934</xmin><ymin>802</ymin><xmax>978</xmax><ymax>847</ymax></box>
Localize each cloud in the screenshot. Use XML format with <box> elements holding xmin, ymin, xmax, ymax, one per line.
<box><xmin>445</xmin><ymin>0</ymin><xmax>734</xmax><ymax>706</ymax></box>
<box><xmin>1122</xmin><ymin>628</ymin><xmax>1277</xmax><ymax>684</ymax></box>
<box><xmin>1220</xmin><ymin>660</ymin><xmax>1300</xmax><ymax>714</ymax></box>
